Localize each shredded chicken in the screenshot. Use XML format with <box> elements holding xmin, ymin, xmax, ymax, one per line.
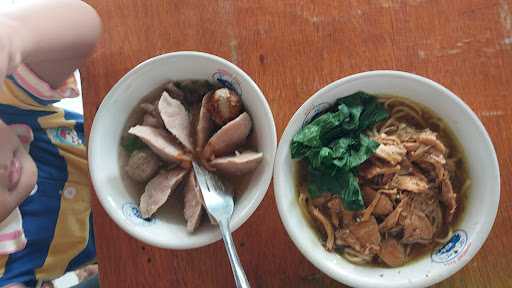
<box><xmin>310</xmin><ymin>207</ymin><xmax>335</xmax><ymax>251</ymax></box>
<box><xmin>441</xmin><ymin>176</ymin><xmax>457</xmax><ymax>223</ymax></box>
<box><xmin>375</xmin><ymin>143</ymin><xmax>407</xmax><ymax>165</ymax></box>
<box><xmin>417</xmin><ymin>130</ymin><xmax>447</xmax><ymax>155</ymax></box>
<box><xmin>303</xmin><ymin>106</ymin><xmax>464</xmax><ymax>267</ymax></box>
<box><xmin>359</xmin><ymin>160</ymin><xmax>400</xmax><ymax>179</ymax></box>
<box><xmin>390</xmin><ymin>175</ymin><xmax>429</xmax><ymax>193</ymax></box>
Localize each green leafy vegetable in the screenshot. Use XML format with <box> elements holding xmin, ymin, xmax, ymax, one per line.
<box><xmin>291</xmin><ymin>91</ymin><xmax>389</xmax><ymax>211</ymax></box>
<box><xmin>308</xmin><ymin>169</ymin><xmax>363</xmax><ymax>210</ymax></box>
<box><xmin>121</xmin><ymin>135</ymin><xmax>147</xmax><ymax>155</ymax></box>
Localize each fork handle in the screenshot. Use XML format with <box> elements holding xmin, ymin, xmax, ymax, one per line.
<box><xmin>219</xmin><ymin>220</ymin><xmax>251</xmax><ymax>288</ymax></box>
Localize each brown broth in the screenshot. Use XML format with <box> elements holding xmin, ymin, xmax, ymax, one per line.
<box><xmin>294</xmin><ymin>95</ymin><xmax>469</xmax><ymax>267</ymax></box>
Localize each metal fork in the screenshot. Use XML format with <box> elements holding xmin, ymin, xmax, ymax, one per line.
<box><xmin>192</xmin><ymin>161</ymin><xmax>251</xmax><ymax>288</ymax></box>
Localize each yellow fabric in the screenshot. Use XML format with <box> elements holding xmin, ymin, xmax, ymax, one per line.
<box><xmin>1</xmin><ymin>80</ymin><xmax>58</xmax><ymax>112</ymax></box>
<box><xmin>35</xmin><ymin>114</ymin><xmax>91</xmax><ymax>280</ymax></box>
<box><xmin>0</xmin><ymin>255</ymin><xmax>7</xmax><ymax>277</ymax></box>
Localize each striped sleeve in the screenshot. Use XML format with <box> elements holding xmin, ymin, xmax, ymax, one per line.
<box><xmin>0</xmin><ymin>209</ymin><xmax>26</xmax><ymax>255</ymax></box>
<box><xmin>8</xmin><ymin>65</ymin><xmax>79</xmax><ymax>105</ymax></box>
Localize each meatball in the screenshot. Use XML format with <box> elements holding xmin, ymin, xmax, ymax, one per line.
<box><xmin>207</xmin><ymin>88</ymin><xmax>242</xmax><ymax>125</ymax></box>
<box><xmin>126</xmin><ymin>149</ymin><xmax>161</xmax><ymax>182</ymax></box>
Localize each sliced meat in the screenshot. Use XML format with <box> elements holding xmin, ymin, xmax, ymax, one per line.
<box><xmin>126</xmin><ymin>149</ymin><xmax>161</xmax><ymax>182</ymax></box>
<box><xmin>196</xmin><ymin>92</ymin><xmax>212</xmax><ymax>152</ymax></box>
<box><xmin>410</xmin><ymin>144</ymin><xmax>432</xmax><ymax>161</ymax></box>
<box><xmin>184</xmin><ymin>172</ymin><xmax>204</xmax><ymax>232</ymax></box>
<box><xmin>391</xmin><ymin>175</ymin><xmax>429</xmax><ymax>193</ymax></box>
<box><xmin>359</xmin><ymin>161</ymin><xmax>400</xmax><ymax>179</ymax></box>
<box><xmin>402</xmin><ymin>142</ymin><xmax>420</xmax><ymax>152</ymax></box>
<box><xmin>417</xmin><ymin>130</ymin><xmax>447</xmax><ymax>155</ymax></box>
<box><xmin>375</xmin><ymin>143</ymin><xmax>407</xmax><ymax>165</ymax></box>
<box><xmin>128</xmin><ymin>125</ymin><xmax>191</xmax><ymax>167</ymax></box>
<box><xmin>373</xmin><ymin>134</ymin><xmax>401</xmax><ymax>145</ymax></box>
<box><xmin>401</xmin><ymin>210</ymin><xmax>434</xmax><ymax>244</ymax></box>
<box><xmin>374</xmin><ymin>195</ymin><xmax>393</xmax><ymax>216</ymax></box>
<box><xmin>164</xmin><ymin>81</ymin><xmax>186</xmax><ymax>103</ymax></box>
<box><xmin>158</xmin><ymin>91</ymin><xmax>193</xmax><ymax>151</ymax></box>
<box><xmin>142</xmin><ymin>114</ymin><xmax>164</xmax><ymax>128</ymax></box>
<box><xmin>380</xmin><ymin>197</ymin><xmax>409</xmax><ymax>232</ymax></box>
<box><xmin>202</xmin><ymin>112</ymin><xmax>252</xmax><ymax>161</ymax></box>
<box><xmin>209</xmin><ymin>151</ymin><xmax>263</xmax><ymax>175</ymax></box>
<box><xmin>441</xmin><ymin>176</ymin><xmax>457</xmax><ymax>223</ymax></box>
<box><xmin>416</xmin><ymin>151</ymin><xmax>446</xmax><ymax>182</ymax></box>
<box><xmin>361</xmin><ymin>186</ymin><xmax>394</xmax><ymax>217</ymax></box>
<box><xmin>310</xmin><ymin>207</ymin><xmax>335</xmax><ymax>251</ymax></box>
<box><xmin>379</xmin><ymin>239</ymin><xmax>406</xmax><ymax>267</ymax></box>
<box><xmin>335</xmin><ymin>229</ymin><xmax>361</xmax><ymax>252</ymax></box>
<box><xmin>139</xmin><ymin>169</ymin><xmax>188</xmax><ymax>218</ymax></box>
<box><xmin>378</xmin><ymin>188</ymin><xmax>398</xmax><ymax>195</ymax></box>
<box><xmin>361</xmin><ymin>192</ymin><xmax>381</xmax><ymax>221</ymax></box>
<box><xmin>207</xmin><ymin>88</ymin><xmax>243</xmax><ymax>126</ymax></box>
<box><xmin>410</xmin><ymin>194</ymin><xmax>443</xmax><ymax>234</ymax></box>
<box><xmin>347</xmin><ymin>217</ymin><xmax>381</xmax><ymax>255</ymax></box>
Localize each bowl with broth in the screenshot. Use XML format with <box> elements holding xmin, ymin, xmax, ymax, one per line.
<box><xmin>89</xmin><ymin>51</ymin><xmax>276</xmax><ymax>249</ymax></box>
<box><xmin>273</xmin><ymin>71</ymin><xmax>499</xmax><ymax>287</ymax></box>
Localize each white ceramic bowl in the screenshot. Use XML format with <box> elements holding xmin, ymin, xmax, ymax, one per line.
<box><xmin>89</xmin><ymin>51</ymin><xmax>276</xmax><ymax>249</ymax></box>
<box><xmin>274</xmin><ymin>71</ymin><xmax>500</xmax><ymax>288</ymax></box>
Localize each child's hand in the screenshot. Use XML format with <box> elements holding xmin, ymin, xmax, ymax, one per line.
<box><xmin>0</xmin><ymin>17</ymin><xmax>23</xmax><ymax>82</ymax></box>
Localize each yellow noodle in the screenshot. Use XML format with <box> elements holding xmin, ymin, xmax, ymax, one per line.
<box><xmin>343</xmin><ymin>249</ymin><xmax>371</xmax><ymax>264</ymax></box>
<box><xmin>391</xmin><ymin>106</ymin><xmax>427</xmax><ymax>128</ymax></box>
<box><xmin>299</xmin><ymin>193</ymin><xmax>314</xmax><ymax>224</ymax></box>
<box><xmin>461</xmin><ymin>179</ymin><xmax>472</xmax><ymax>194</ymax></box>
<box><xmin>383</xmin><ymin>97</ymin><xmax>423</xmax><ymax>115</ymax></box>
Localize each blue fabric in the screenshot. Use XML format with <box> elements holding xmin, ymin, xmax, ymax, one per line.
<box><xmin>0</xmin><ymin>104</ymin><xmax>95</xmax><ymax>287</ymax></box>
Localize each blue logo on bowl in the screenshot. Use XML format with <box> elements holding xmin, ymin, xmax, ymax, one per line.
<box><xmin>122</xmin><ymin>203</ymin><xmax>157</xmax><ymax>226</ymax></box>
<box><xmin>211</xmin><ymin>69</ymin><xmax>242</xmax><ymax>96</ymax></box>
<box><xmin>431</xmin><ymin>230</ymin><xmax>468</xmax><ymax>263</ymax></box>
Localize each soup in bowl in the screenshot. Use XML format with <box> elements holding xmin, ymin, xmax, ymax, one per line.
<box><xmin>273</xmin><ymin>71</ymin><xmax>499</xmax><ymax>288</ymax></box>
<box><xmin>89</xmin><ymin>52</ymin><xmax>276</xmax><ymax>249</ymax></box>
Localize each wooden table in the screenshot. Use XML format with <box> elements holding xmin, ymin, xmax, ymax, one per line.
<box><xmin>82</xmin><ymin>1</ymin><xmax>512</xmax><ymax>287</ymax></box>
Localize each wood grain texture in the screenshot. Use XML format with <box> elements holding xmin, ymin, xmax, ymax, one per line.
<box><xmin>81</xmin><ymin>0</ymin><xmax>512</xmax><ymax>287</ymax></box>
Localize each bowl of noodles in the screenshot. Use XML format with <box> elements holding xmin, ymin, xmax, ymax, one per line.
<box><xmin>273</xmin><ymin>71</ymin><xmax>499</xmax><ymax>288</ymax></box>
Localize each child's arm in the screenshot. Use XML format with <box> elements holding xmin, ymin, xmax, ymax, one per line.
<box><xmin>0</xmin><ymin>0</ymin><xmax>101</xmax><ymax>88</ymax></box>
